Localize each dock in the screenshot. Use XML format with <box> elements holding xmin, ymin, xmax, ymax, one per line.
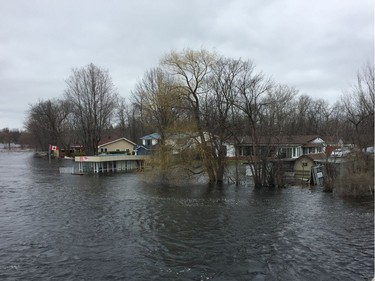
<box><xmin>74</xmin><ymin>155</ymin><xmax>150</xmax><ymax>174</ymax></box>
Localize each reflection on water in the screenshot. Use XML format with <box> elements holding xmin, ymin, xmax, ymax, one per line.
<box><xmin>0</xmin><ymin>152</ymin><xmax>373</xmax><ymax>280</ymax></box>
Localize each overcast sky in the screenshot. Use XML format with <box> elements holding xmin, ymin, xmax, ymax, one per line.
<box><xmin>0</xmin><ymin>0</ymin><xmax>373</xmax><ymax>129</ymax></box>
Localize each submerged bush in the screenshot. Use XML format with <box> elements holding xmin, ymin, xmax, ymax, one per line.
<box><xmin>333</xmin><ymin>172</ymin><xmax>374</xmax><ymax>196</ymax></box>
<box><xmin>333</xmin><ymin>154</ymin><xmax>374</xmax><ymax>196</ymax></box>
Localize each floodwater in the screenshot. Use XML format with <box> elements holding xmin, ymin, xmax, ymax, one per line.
<box><xmin>0</xmin><ymin>152</ymin><xmax>373</xmax><ymax>280</ymax></box>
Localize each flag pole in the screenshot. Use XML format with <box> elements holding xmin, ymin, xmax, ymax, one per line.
<box><xmin>49</xmin><ymin>144</ymin><xmax>51</xmax><ymax>164</ymax></box>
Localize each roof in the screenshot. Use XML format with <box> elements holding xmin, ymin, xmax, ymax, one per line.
<box><xmin>235</xmin><ymin>135</ymin><xmax>323</xmax><ymax>145</ymax></box>
<box><xmin>135</xmin><ymin>145</ymin><xmax>149</xmax><ymax>150</ymax></box>
<box><xmin>297</xmin><ymin>153</ymin><xmax>327</xmax><ymax>161</ymax></box>
<box><xmin>303</xmin><ymin>142</ymin><xmax>324</xmax><ymax>148</ymax></box>
<box><xmin>98</xmin><ymin>135</ymin><xmax>121</xmax><ymax>146</ymax></box>
<box><xmin>322</xmin><ymin>136</ymin><xmax>344</xmax><ymax>145</ymax></box>
<box><xmin>98</xmin><ymin>137</ymin><xmax>137</xmax><ymax>147</ymax></box>
<box><xmin>140</xmin><ymin>133</ymin><xmax>161</xmax><ymax>140</ymax></box>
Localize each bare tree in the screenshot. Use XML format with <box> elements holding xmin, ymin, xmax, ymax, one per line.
<box><xmin>203</xmin><ymin>57</ymin><xmax>245</xmax><ymax>184</ymax></box>
<box><xmin>341</xmin><ymin>63</ymin><xmax>374</xmax><ymax>150</ymax></box>
<box><xmin>64</xmin><ymin>63</ymin><xmax>118</xmax><ymax>155</ymax></box>
<box><xmin>113</xmin><ymin>97</ymin><xmax>142</xmax><ymax>142</ymax></box>
<box><xmin>25</xmin><ymin>98</ymin><xmax>71</xmax><ymax>151</ymax></box>
<box><xmin>132</xmin><ymin>67</ymin><xmax>187</xmax><ymax>182</ymax></box>
<box><xmin>115</xmin><ymin>97</ymin><xmax>128</xmax><ymax>136</ymax></box>
<box><xmin>264</xmin><ymin>84</ymin><xmax>298</xmax><ymax>135</ymax></box>
<box><xmin>233</xmin><ymin>60</ymin><xmax>274</xmax><ymax>188</ymax></box>
<box><xmin>161</xmin><ymin>49</ymin><xmax>223</xmax><ymax>184</ymax></box>
<box><xmin>132</xmin><ymin>67</ymin><xmax>182</xmax><ymax>143</ymax></box>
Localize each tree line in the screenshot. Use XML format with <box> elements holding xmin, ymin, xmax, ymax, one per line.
<box><xmin>24</xmin><ymin>49</ymin><xmax>374</xmax><ymax>186</ymax></box>
<box><xmin>0</xmin><ymin>128</ymin><xmax>32</xmax><ymax>148</ymax></box>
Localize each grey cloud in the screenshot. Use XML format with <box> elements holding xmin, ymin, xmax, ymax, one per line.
<box><xmin>0</xmin><ymin>0</ymin><xmax>372</xmax><ymax>129</ymax></box>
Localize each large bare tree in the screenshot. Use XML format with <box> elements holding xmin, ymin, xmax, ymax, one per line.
<box><xmin>132</xmin><ymin>67</ymin><xmax>182</xmax><ymax>142</ymax></box>
<box><xmin>233</xmin><ymin>60</ymin><xmax>274</xmax><ymax>188</ymax></box>
<box><xmin>25</xmin><ymin>98</ymin><xmax>71</xmax><ymax>150</ymax></box>
<box><xmin>64</xmin><ymin>63</ymin><xmax>118</xmax><ymax>155</ymax></box>
<box><xmin>161</xmin><ymin>49</ymin><xmax>224</xmax><ymax>184</ymax></box>
<box><xmin>203</xmin><ymin>57</ymin><xmax>246</xmax><ymax>184</ymax></box>
<box><xmin>131</xmin><ymin>67</ymin><xmax>186</xmax><ymax>182</ymax></box>
<box><xmin>341</xmin><ymin>63</ymin><xmax>374</xmax><ymax>149</ymax></box>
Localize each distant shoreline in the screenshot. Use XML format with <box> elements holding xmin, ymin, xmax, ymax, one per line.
<box><xmin>0</xmin><ymin>148</ymin><xmax>33</xmax><ymax>153</ymax></box>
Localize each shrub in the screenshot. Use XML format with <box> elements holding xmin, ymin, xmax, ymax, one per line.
<box><xmin>333</xmin><ymin>154</ymin><xmax>374</xmax><ymax>196</ymax></box>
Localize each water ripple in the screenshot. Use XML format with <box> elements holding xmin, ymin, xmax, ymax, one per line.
<box><xmin>0</xmin><ymin>153</ymin><xmax>373</xmax><ymax>280</ymax></box>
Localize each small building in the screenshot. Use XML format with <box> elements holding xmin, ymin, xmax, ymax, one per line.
<box><xmin>98</xmin><ymin>137</ymin><xmax>137</xmax><ymax>155</ymax></box>
<box><xmin>59</xmin><ymin>144</ymin><xmax>84</xmax><ymax>158</ymax></box>
<box><xmin>294</xmin><ymin>153</ymin><xmax>326</xmax><ymax>182</ymax></box>
<box><xmin>134</xmin><ymin>145</ymin><xmax>150</xmax><ymax>156</ymax></box>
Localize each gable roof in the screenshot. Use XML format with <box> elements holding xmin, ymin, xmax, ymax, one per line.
<box><xmin>98</xmin><ymin>137</ymin><xmax>136</xmax><ymax>147</ymax></box>
<box><xmin>297</xmin><ymin>153</ymin><xmax>327</xmax><ymax>161</ymax></box>
<box><xmin>140</xmin><ymin>133</ymin><xmax>161</xmax><ymax>140</ymax></box>
<box><xmin>98</xmin><ymin>135</ymin><xmax>121</xmax><ymax>146</ymax></box>
<box><xmin>236</xmin><ymin>135</ymin><xmax>323</xmax><ymax>146</ymax></box>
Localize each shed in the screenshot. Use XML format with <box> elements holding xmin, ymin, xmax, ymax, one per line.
<box><xmin>294</xmin><ymin>153</ymin><xmax>326</xmax><ymax>181</ymax></box>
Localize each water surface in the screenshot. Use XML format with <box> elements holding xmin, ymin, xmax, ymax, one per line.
<box><xmin>0</xmin><ymin>152</ymin><xmax>373</xmax><ymax>280</ymax></box>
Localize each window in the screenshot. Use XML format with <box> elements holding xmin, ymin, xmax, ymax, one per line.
<box><xmin>279</xmin><ymin>147</ymin><xmax>292</xmax><ymax>158</ymax></box>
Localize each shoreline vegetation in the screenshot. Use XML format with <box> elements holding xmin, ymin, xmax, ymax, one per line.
<box><xmin>136</xmin><ymin>155</ymin><xmax>375</xmax><ymax>197</ymax></box>
<box><xmin>331</xmin><ymin>154</ymin><xmax>374</xmax><ymax>197</ymax></box>
<box><xmin>0</xmin><ymin>149</ymin><xmax>373</xmax><ymax>197</ymax></box>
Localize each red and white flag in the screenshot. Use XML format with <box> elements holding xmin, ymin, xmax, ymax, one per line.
<box><xmin>49</xmin><ymin>145</ymin><xmax>59</xmax><ymax>151</ymax></box>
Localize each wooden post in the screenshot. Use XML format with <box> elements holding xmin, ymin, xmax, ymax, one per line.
<box><xmin>48</xmin><ymin>144</ymin><xmax>51</xmax><ymax>164</ymax></box>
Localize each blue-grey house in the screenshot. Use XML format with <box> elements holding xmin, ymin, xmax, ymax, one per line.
<box><xmin>140</xmin><ymin>133</ymin><xmax>161</xmax><ymax>148</ymax></box>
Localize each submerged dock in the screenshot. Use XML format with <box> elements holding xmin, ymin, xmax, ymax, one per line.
<box><xmin>74</xmin><ymin>155</ymin><xmax>149</xmax><ymax>174</ymax></box>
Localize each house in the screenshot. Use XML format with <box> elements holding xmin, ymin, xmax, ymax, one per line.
<box><xmin>140</xmin><ymin>131</ymin><xmax>213</xmax><ymax>154</ymax></box>
<box><xmin>226</xmin><ymin>135</ymin><xmax>326</xmax><ymax>159</ymax></box>
<box><xmin>140</xmin><ymin>133</ymin><xmax>161</xmax><ymax>148</ymax></box>
<box><xmin>165</xmin><ymin>131</ymin><xmax>219</xmax><ymax>155</ymax></box>
<box><xmin>98</xmin><ymin>137</ymin><xmax>137</xmax><ymax>155</ymax></box>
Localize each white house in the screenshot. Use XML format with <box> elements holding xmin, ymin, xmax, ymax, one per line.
<box><xmin>140</xmin><ymin>133</ymin><xmax>161</xmax><ymax>147</ymax></box>
<box><xmin>225</xmin><ymin>135</ymin><xmax>326</xmax><ymax>159</ymax></box>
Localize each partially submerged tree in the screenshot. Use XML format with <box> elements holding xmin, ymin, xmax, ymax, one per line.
<box><xmin>161</xmin><ymin>49</ymin><xmax>223</xmax><ymax>184</ymax></box>
<box><xmin>233</xmin><ymin>60</ymin><xmax>274</xmax><ymax>188</ymax></box>
<box><xmin>204</xmin><ymin>57</ymin><xmax>246</xmax><ymax>184</ymax></box>
<box><xmin>64</xmin><ymin>63</ymin><xmax>118</xmax><ymax>155</ymax></box>
<box><xmin>132</xmin><ymin>67</ymin><xmax>185</xmax><ymax>182</ymax></box>
<box><xmin>25</xmin><ymin>98</ymin><xmax>71</xmax><ymax>150</ymax></box>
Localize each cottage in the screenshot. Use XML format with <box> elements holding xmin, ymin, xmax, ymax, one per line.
<box><xmin>98</xmin><ymin>137</ymin><xmax>137</xmax><ymax>155</ymax></box>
